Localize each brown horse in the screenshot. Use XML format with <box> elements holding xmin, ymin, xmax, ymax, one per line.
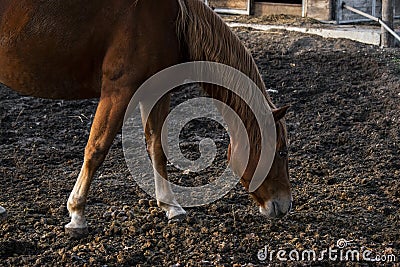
<box><xmin>0</xmin><ymin>0</ymin><xmax>292</xmax><ymax>237</ymax></box>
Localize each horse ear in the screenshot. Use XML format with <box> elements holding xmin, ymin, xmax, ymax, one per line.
<box><xmin>272</xmin><ymin>106</ymin><xmax>290</xmax><ymax>122</ymax></box>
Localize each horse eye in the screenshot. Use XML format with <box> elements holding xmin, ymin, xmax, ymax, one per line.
<box><xmin>278</xmin><ymin>150</ymin><xmax>288</xmax><ymax>158</ymax></box>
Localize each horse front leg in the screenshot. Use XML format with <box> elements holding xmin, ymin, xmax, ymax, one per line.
<box><xmin>141</xmin><ymin>95</ymin><xmax>186</xmax><ymax>221</ymax></box>
<box><xmin>65</xmin><ymin>87</ymin><xmax>132</xmax><ymax>238</ymax></box>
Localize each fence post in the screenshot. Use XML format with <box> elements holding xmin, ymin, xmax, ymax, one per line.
<box><xmin>381</xmin><ymin>0</ymin><xmax>394</xmax><ymax>47</ymax></box>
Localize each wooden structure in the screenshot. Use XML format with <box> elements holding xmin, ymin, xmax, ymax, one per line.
<box><xmin>207</xmin><ymin>0</ymin><xmax>400</xmax><ymax>21</ymax></box>
<box><xmin>382</xmin><ymin>0</ymin><xmax>395</xmax><ymax>46</ymax></box>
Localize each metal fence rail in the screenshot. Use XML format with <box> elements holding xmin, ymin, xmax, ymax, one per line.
<box><xmin>342</xmin><ymin>3</ymin><xmax>400</xmax><ymax>44</ymax></box>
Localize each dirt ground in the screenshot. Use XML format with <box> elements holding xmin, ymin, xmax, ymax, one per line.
<box><xmin>1</xmin><ymin>24</ymin><xmax>400</xmax><ymax>266</ymax></box>
<box><xmin>222</xmin><ymin>14</ymin><xmax>400</xmax><ymax>29</ymax></box>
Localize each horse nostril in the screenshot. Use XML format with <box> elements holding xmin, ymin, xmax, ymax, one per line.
<box><xmin>272</xmin><ymin>201</ymin><xmax>278</xmax><ymax>216</ymax></box>
<box><xmin>272</xmin><ymin>201</ymin><xmax>285</xmax><ymax>218</ymax></box>
<box><xmin>289</xmin><ymin>201</ymin><xmax>293</xmax><ymax>212</ymax></box>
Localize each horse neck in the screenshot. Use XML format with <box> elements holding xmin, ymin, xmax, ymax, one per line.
<box><xmin>177</xmin><ymin>0</ymin><xmax>274</xmax><ymax>157</ymax></box>
<box><xmin>177</xmin><ymin>0</ymin><xmax>271</xmax><ymax>100</ymax></box>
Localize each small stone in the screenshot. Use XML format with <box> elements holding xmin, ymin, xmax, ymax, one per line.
<box><xmin>122</xmin><ymin>205</ymin><xmax>130</xmax><ymax>211</ymax></box>
<box><xmin>128</xmin><ymin>211</ymin><xmax>135</xmax><ymax>219</ymax></box>
<box><xmin>103</xmin><ymin>211</ymin><xmax>112</xmax><ymax>219</ymax></box>
<box><xmin>116</xmin><ymin>211</ymin><xmax>126</xmax><ymax>219</ymax></box>
<box><xmin>138</xmin><ymin>199</ymin><xmax>149</xmax><ymax>206</ymax></box>
<box><xmin>149</xmin><ymin>199</ymin><xmax>157</xmax><ymax>207</ymax></box>
<box><xmin>128</xmin><ymin>226</ymin><xmax>136</xmax><ymax>234</ymax></box>
<box><xmin>117</xmin><ymin>252</ymin><xmax>124</xmax><ymax>263</ymax></box>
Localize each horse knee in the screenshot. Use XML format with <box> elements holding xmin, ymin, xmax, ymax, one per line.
<box><xmin>147</xmin><ymin>139</ymin><xmax>166</xmax><ymax>161</ymax></box>
<box><xmin>84</xmin><ymin>144</ymin><xmax>108</xmax><ymax>165</ymax></box>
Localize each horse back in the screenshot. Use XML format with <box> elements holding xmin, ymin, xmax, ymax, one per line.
<box><xmin>0</xmin><ymin>0</ymin><xmax>181</xmax><ymax>99</ymax></box>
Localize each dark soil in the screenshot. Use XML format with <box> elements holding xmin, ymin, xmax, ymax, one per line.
<box><xmin>222</xmin><ymin>14</ymin><xmax>322</xmax><ymax>26</ymax></box>
<box><xmin>1</xmin><ymin>27</ymin><xmax>399</xmax><ymax>266</ymax></box>
<box><xmin>222</xmin><ymin>14</ymin><xmax>400</xmax><ymax>29</ymax></box>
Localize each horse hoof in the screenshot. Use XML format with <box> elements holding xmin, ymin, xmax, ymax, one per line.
<box><xmin>168</xmin><ymin>213</ymin><xmax>186</xmax><ymax>224</ymax></box>
<box><xmin>0</xmin><ymin>206</ymin><xmax>7</xmax><ymax>221</ymax></box>
<box><xmin>65</xmin><ymin>225</ymin><xmax>89</xmax><ymax>238</ymax></box>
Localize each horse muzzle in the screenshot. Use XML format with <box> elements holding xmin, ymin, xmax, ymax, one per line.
<box><xmin>259</xmin><ymin>197</ymin><xmax>292</xmax><ymax>218</ymax></box>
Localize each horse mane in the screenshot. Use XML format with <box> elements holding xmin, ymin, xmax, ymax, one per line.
<box><xmin>176</xmin><ymin>0</ymin><xmax>285</xmax><ymax>153</ymax></box>
<box><xmin>176</xmin><ymin>0</ymin><xmax>273</xmax><ymax>104</ymax></box>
